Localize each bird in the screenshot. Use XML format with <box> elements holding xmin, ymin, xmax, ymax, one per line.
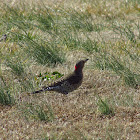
<box><xmin>31</xmin><ymin>59</ymin><xmax>88</xmax><ymax>94</ymax></box>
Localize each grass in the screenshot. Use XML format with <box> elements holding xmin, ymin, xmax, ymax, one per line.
<box><xmin>0</xmin><ymin>0</ymin><xmax>140</xmax><ymax>139</ymax></box>
<box><xmin>112</xmin><ymin>22</ymin><xmax>139</xmax><ymax>44</ymax></box>
<box><xmin>0</xmin><ymin>75</ymin><xmax>15</xmax><ymax>105</ymax></box>
<box><xmin>93</xmin><ymin>53</ymin><xmax>140</xmax><ymax>88</ymax></box>
<box><xmin>97</xmin><ymin>95</ymin><xmax>115</xmax><ymax>117</ymax></box>
<box><xmin>20</xmin><ymin>103</ymin><xmax>54</xmax><ymax>122</ymax></box>
<box><xmin>0</xmin><ymin>87</ymin><xmax>15</xmax><ymax>105</ymax></box>
<box><xmin>6</xmin><ymin>58</ymin><xmax>25</xmax><ymax>76</ymax></box>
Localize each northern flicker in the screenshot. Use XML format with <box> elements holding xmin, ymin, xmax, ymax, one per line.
<box><xmin>31</xmin><ymin>59</ymin><xmax>88</xmax><ymax>94</ymax></box>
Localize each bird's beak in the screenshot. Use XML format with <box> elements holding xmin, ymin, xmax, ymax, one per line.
<box><xmin>84</xmin><ymin>59</ymin><xmax>89</xmax><ymax>63</ymax></box>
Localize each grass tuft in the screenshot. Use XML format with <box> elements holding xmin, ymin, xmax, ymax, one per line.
<box><xmin>22</xmin><ymin>103</ymin><xmax>54</xmax><ymax>122</ymax></box>
<box><xmin>97</xmin><ymin>95</ymin><xmax>115</xmax><ymax>116</ymax></box>
<box><xmin>93</xmin><ymin>53</ymin><xmax>139</xmax><ymax>88</ymax></box>
<box><xmin>10</xmin><ymin>31</ymin><xmax>65</xmax><ymax>66</ymax></box>
<box><xmin>6</xmin><ymin>58</ymin><xmax>25</xmax><ymax>76</ymax></box>
<box><xmin>0</xmin><ymin>76</ymin><xmax>15</xmax><ymax>105</ymax></box>
<box><xmin>35</xmin><ymin>105</ymin><xmax>54</xmax><ymax>121</ymax></box>
<box><xmin>0</xmin><ymin>88</ymin><xmax>15</xmax><ymax>105</ymax></box>
<box><xmin>31</xmin><ymin>44</ymin><xmax>65</xmax><ymax>66</ymax></box>
<box><xmin>0</xmin><ymin>72</ymin><xmax>15</xmax><ymax>105</ymax></box>
<box><xmin>37</xmin><ymin>10</ymin><xmax>55</xmax><ymax>31</ymax></box>
<box><xmin>112</xmin><ymin>22</ymin><xmax>139</xmax><ymax>43</ymax></box>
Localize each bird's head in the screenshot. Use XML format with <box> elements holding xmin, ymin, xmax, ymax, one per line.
<box><xmin>74</xmin><ymin>59</ymin><xmax>89</xmax><ymax>73</ymax></box>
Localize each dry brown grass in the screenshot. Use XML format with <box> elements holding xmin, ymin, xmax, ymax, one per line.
<box><xmin>0</xmin><ymin>68</ymin><xmax>140</xmax><ymax>139</ymax></box>
<box><xmin>0</xmin><ymin>0</ymin><xmax>140</xmax><ymax>139</ymax></box>
<box><xmin>1</xmin><ymin>55</ymin><xmax>140</xmax><ymax>139</ymax></box>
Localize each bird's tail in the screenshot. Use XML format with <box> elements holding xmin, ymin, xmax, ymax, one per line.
<box><xmin>31</xmin><ymin>86</ymin><xmax>55</xmax><ymax>94</ymax></box>
<box><xmin>31</xmin><ymin>89</ymin><xmax>44</xmax><ymax>94</ymax></box>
